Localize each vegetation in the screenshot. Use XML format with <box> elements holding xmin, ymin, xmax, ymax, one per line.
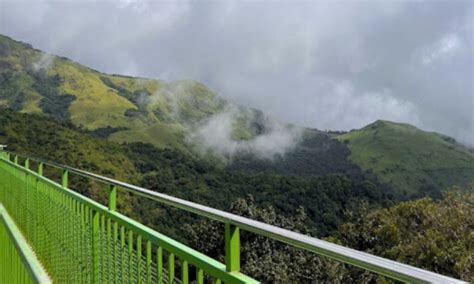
<box><xmin>338</xmin><ymin>120</ymin><xmax>474</xmax><ymax>196</ymax></box>
<box><xmin>0</xmin><ymin>110</ymin><xmax>392</xmax><ymax>238</ymax></box>
<box><xmin>185</xmin><ymin>195</ymin><xmax>344</xmax><ymax>283</ymax></box>
<box><xmin>89</xmin><ymin>126</ymin><xmax>129</xmax><ymax>138</ymax></box>
<box><xmin>187</xmin><ymin>188</ymin><xmax>474</xmax><ymax>282</ymax></box>
<box><xmin>228</xmin><ymin>130</ymin><xmax>365</xmax><ymax>177</ymax></box>
<box><xmin>0</xmin><ymin>109</ymin><xmax>140</xmax><ymax>216</ymax></box>
<box><xmin>0</xmin><ymin>110</ymin><xmax>136</xmax><ymax>180</ymax></box>
<box><xmin>337</xmin><ymin>187</ymin><xmax>474</xmax><ymax>282</ymax></box>
<box><xmin>29</xmin><ymin>70</ymin><xmax>76</xmax><ymax>121</ymax></box>
<box><xmin>126</xmin><ymin>142</ymin><xmax>394</xmax><ymax>237</ymax></box>
<box><xmin>1</xmin><ymin>33</ymin><xmax>473</xmax><ymax>199</ymax></box>
<box><xmin>0</xmin><ymin>34</ymin><xmax>473</xmax><ymax>282</ymax></box>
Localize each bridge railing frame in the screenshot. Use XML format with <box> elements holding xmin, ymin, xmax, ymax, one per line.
<box><xmin>0</xmin><ymin>203</ymin><xmax>51</xmax><ymax>284</ymax></box>
<box><xmin>0</xmin><ymin>151</ymin><xmax>467</xmax><ymax>283</ymax></box>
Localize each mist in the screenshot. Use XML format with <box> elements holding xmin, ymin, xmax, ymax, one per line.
<box><xmin>187</xmin><ymin>106</ymin><xmax>303</xmax><ymax>160</ymax></box>
<box><xmin>1</xmin><ymin>0</ymin><xmax>472</xmax><ymax>145</ymax></box>
<box><xmin>143</xmin><ymin>81</ymin><xmax>303</xmax><ymax>160</ymax></box>
<box><xmin>32</xmin><ymin>53</ymin><xmax>55</xmax><ymax>72</ymax></box>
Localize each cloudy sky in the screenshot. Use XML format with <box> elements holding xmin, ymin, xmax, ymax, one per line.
<box><xmin>1</xmin><ymin>0</ymin><xmax>473</xmax><ymax>144</ymax></box>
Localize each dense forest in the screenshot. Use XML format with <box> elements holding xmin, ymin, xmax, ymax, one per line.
<box><xmin>0</xmin><ymin>110</ymin><xmax>394</xmax><ymax>237</ymax></box>
<box><xmin>0</xmin><ymin>110</ymin><xmax>472</xmax><ymax>282</ymax></box>
<box><xmin>186</xmin><ymin>188</ymin><xmax>473</xmax><ymax>282</ymax></box>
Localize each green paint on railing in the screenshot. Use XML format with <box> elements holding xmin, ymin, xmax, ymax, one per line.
<box><xmin>61</xmin><ymin>169</ymin><xmax>68</xmax><ymax>188</ymax></box>
<box><xmin>0</xmin><ymin>204</ymin><xmax>51</xmax><ymax>284</ymax></box>
<box><xmin>108</xmin><ymin>185</ymin><xmax>117</xmax><ymax>211</ymax></box>
<box><xmin>225</xmin><ymin>222</ymin><xmax>240</xmax><ymax>272</ymax></box>
<box><xmin>0</xmin><ymin>154</ymin><xmax>259</xmax><ymax>283</ymax></box>
<box><xmin>1</xmin><ymin>150</ymin><xmax>465</xmax><ymax>284</ymax></box>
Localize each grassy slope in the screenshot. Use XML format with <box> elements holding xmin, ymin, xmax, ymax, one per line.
<box><xmin>2</xmin><ymin>34</ymin><xmax>473</xmax><ymax>196</ymax></box>
<box><xmin>228</xmin><ymin>129</ymin><xmax>364</xmax><ymax>177</ymax></box>
<box><xmin>0</xmin><ymin>34</ymin><xmax>133</xmax><ymax>127</ymax></box>
<box><xmin>50</xmin><ymin>60</ymin><xmax>140</xmax><ymax>129</ymax></box>
<box><xmin>0</xmin><ymin>34</ymin><xmax>227</xmax><ymax>149</ymax></box>
<box><xmin>0</xmin><ymin>110</ymin><xmax>137</xmax><ymax>181</ymax></box>
<box><xmin>0</xmin><ymin>36</ymin><xmax>42</xmax><ymax>113</ymax></box>
<box><xmin>0</xmin><ymin>110</ymin><xmax>394</xmax><ymax>238</ymax></box>
<box><xmin>337</xmin><ymin>120</ymin><xmax>474</xmax><ymax>195</ymax></box>
<box><xmin>109</xmin><ymin>122</ymin><xmax>189</xmax><ymax>153</ymax></box>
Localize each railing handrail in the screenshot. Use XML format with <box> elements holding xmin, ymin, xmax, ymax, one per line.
<box><xmin>1</xmin><ymin>151</ymin><xmax>467</xmax><ymax>283</ymax></box>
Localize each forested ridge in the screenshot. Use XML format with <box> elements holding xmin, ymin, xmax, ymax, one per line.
<box><xmin>0</xmin><ymin>110</ymin><xmax>472</xmax><ymax>282</ymax></box>
<box><xmin>1</xmin><ymin>33</ymin><xmax>473</xmax><ymax>199</ymax></box>
<box><xmin>0</xmin><ymin>110</ymin><xmax>393</xmax><ymax>237</ymax></box>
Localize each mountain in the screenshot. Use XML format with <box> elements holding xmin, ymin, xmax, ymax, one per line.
<box><xmin>0</xmin><ymin>34</ymin><xmax>267</xmax><ymax>154</ymax></box>
<box><xmin>0</xmin><ymin>33</ymin><xmax>473</xmax><ymax>198</ymax></box>
<box><xmin>0</xmin><ymin>109</ymin><xmax>394</xmax><ymax>237</ymax></box>
<box><xmin>337</xmin><ymin>120</ymin><xmax>474</xmax><ymax>196</ymax></box>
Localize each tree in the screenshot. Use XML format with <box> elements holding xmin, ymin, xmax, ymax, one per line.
<box><xmin>338</xmin><ymin>186</ymin><xmax>474</xmax><ymax>282</ymax></box>
<box><xmin>185</xmin><ymin>195</ymin><xmax>344</xmax><ymax>283</ymax></box>
<box><xmin>185</xmin><ymin>187</ymin><xmax>473</xmax><ymax>283</ymax></box>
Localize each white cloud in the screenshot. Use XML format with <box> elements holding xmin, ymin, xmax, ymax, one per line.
<box><xmin>0</xmin><ymin>0</ymin><xmax>472</xmax><ymax>144</ymax></box>
<box><xmin>187</xmin><ymin>106</ymin><xmax>303</xmax><ymax>160</ymax></box>
<box><xmin>32</xmin><ymin>53</ymin><xmax>55</xmax><ymax>72</ymax></box>
<box><xmin>422</xmin><ymin>34</ymin><xmax>461</xmax><ymax>65</ymax></box>
<box><xmin>304</xmin><ymin>81</ymin><xmax>421</xmax><ymax>131</ymax></box>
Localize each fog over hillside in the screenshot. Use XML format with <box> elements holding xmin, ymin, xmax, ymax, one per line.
<box><xmin>188</xmin><ymin>106</ymin><xmax>303</xmax><ymax>160</ymax></box>
<box><xmin>0</xmin><ymin>0</ymin><xmax>472</xmax><ymax>145</ymax></box>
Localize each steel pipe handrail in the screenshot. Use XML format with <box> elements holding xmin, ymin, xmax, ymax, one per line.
<box><xmin>1</xmin><ymin>151</ymin><xmax>467</xmax><ymax>283</ymax></box>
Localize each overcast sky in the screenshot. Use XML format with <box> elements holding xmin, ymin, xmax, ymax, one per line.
<box><xmin>1</xmin><ymin>0</ymin><xmax>473</xmax><ymax>144</ymax></box>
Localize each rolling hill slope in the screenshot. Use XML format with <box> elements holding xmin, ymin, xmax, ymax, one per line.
<box><xmin>0</xmin><ymin>33</ymin><xmax>473</xmax><ymax>197</ymax></box>
<box><xmin>337</xmin><ymin>120</ymin><xmax>474</xmax><ymax>196</ymax></box>
<box><xmin>0</xmin><ymin>34</ymin><xmax>260</xmax><ymax>152</ymax></box>
<box><xmin>0</xmin><ymin>110</ymin><xmax>394</xmax><ymax>236</ymax></box>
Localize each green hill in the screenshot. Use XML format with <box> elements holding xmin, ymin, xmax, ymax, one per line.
<box><xmin>0</xmin><ymin>34</ymin><xmax>260</xmax><ymax>152</ymax></box>
<box><xmin>337</xmin><ymin>120</ymin><xmax>474</xmax><ymax>196</ymax></box>
<box><xmin>0</xmin><ymin>110</ymin><xmax>393</xmax><ymax>237</ymax></box>
<box><xmin>1</xmin><ymin>33</ymin><xmax>473</xmax><ymax>198</ymax></box>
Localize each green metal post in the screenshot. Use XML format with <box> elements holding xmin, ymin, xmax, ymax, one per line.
<box><xmin>120</xmin><ymin>226</ymin><xmax>125</xmax><ymax>282</ymax></box>
<box><xmin>225</xmin><ymin>223</ymin><xmax>240</xmax><ymax>272</ymax></box>
<box><xmin>168</xmin><ymin>253</ymin><xmax>175</xmax><ymax>284</ymax></box>
<box><xmin>14</xmin><ymin>155</ymin><xmax>18</xmax><ymax>164</ymax></box>
<box><xmin>92</xmin><ymin>211</ymin><xmax>100</xmax><ymax>283</ymax></box>
<box><xmin>197</xmin><ymin>268</ymin><xmax>204</xmax><ymax>284</ymax></box>
<box><xmin>146</xmin><ymin>240</ymin><xmax>152</xmax><ymax>284</ymax></box>
<box><xmin>113</xmin><ymin>222</ymin><xmax>118</xmax><ymax>283</ymax></box>
<box><xmin>157</xmin><ymin>246</ymin><xmax>163</xmax><ymax>284</ymax></box>
<box><xmin>128</xmin><ymin>230</ymin><xmax>133</xmax><ymax>283</ymax></box>
<box><xmin>137</xmin><ymin>235</ymin><xmax>142</xmax><ymax>284</ymax></box>
<box><xmin>38</xmin><ymin>163</ymin><xmax>43</xmax><ymax>176</ymax></box>
<box><xmin>182</xmin><ymin>260</ymin><xmax>189</xmax><ymax>284</ymax></box>
<box><xmin>62</xmin><ymin>170</ymin><xmax>68</xmax><ymax>188</ymax></box>
<box><xmin>24</xmin><ymin>159</ymin><xmax>29</xmax><ymax>170</ymax></box>
<box><xmin>108</xmin><ymin>185</ymin><xmax>117</xmax><ymax>211</ymax></box>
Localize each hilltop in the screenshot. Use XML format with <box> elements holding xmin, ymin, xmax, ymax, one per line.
<box><xmin>0</xmin><ymin>34</ymin><xmax>265</xmax><ymax>154</ymax></box>
<box><xmin>337</xmin><ymin>120</ymin><xmax>474</xmax><ymax>196</ymax></box>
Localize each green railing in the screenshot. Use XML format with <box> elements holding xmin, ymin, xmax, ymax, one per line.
<box><xmin>0</xmin><ymin>151</ymin><xmax>467</xmax><ymax>283</ymax></box>
<box><xmin>0</xmin><ymin>151</ymin><xmax>257</xmax><ymax>283</ymax></box>
<box><xmin>0</xmin><ymin>203</ymin><xmax>50</xmax><ymax>283</ymax></box>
